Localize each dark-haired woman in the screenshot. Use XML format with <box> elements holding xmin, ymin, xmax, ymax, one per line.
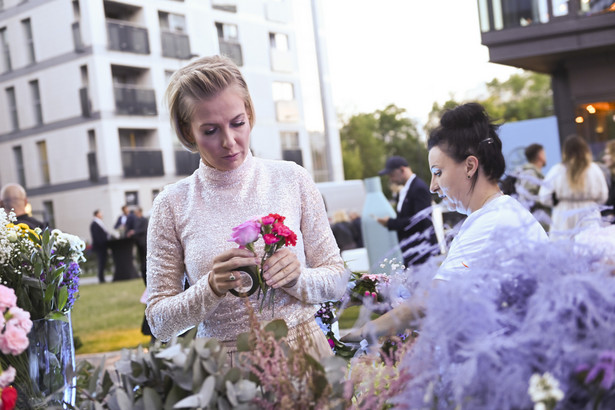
<box><xmin>342</xmin><ymin>102</ymin><xmax>548</xmax><ymax>341</ymax></box>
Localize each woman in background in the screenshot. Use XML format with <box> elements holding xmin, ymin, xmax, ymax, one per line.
<box><xmin>539</xmin><ymin>135</ymin><xmax>608</xmax><ymax>240</ymax></box>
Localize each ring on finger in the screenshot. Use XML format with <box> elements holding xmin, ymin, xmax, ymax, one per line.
<box><xmin>229</xmin><ymin>273</ymin><xmax>236</xmax><ymax>281</ymax></box>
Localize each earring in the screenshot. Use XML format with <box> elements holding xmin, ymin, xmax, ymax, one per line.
<box><xmin>467</xmin><ymin>175</ymin><xmax>471</xmax><ymax>179</ymax></box>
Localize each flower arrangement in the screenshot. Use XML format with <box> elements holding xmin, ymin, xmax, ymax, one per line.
<box><xmin>347</xmin><ymin>271</ymin><xmax>389</xmax><ymax>306</ymax></box>
<box><xmin>0</xmin><ymin>284</ymin><xmax>33</xmax><ymax>410</ymax></box>
<box><xmin>0</xmin><ymin>209</ymin><xmax>85</xmax><ymax>321</ymax></box>
<box><xmin>229</xmin><ymin>213</ymin><xmax>297</xmax><ymax>312</ymax></box>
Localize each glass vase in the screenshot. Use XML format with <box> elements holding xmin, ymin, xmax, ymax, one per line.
<box><xmin>26</xmin><ymin>314</ymin><xmax>76</xmax><ymax>408</ymax></box>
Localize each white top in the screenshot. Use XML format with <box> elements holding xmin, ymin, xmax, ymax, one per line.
<box><xmin>434</xmin><ymin>195</ymin><xmax>548</xmax><ymax>281</ymax></box>
<box><xmin>538</xmin><ymin>162</ymin><xmax>608</xmax><ymax>240</ymax></box>
<box><xmin>397</xmin><ymin>173</ymin><xmax>416</xmax><ymax>213</ymax></box>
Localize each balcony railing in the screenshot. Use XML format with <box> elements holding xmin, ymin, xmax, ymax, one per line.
<box><xmin>121</xmin><ymin>149</ymin><xmax>164</xmax><ymax>177</ymax></box>
<box><xmin>219</xmin><ymin>40</ymin><xmax>243</xmax><ymax>66</ymax></box>
<box><xmin>113</xmin><ymin>85</ymin><xmax>157</xmax><ymax>116</ymax></box>
<box><xmin>161</xmin><ymin>31</ymin><xmax>191</xmax><ymax>59</ymax></box>
<box><xmin>174</xmin><ymin>150</ymin><xmax>201</xmax><ymax>175</ymax></box>
<box><xmin>107</xmin><ymin>20</ymin><xmax>150</xmax><ymax>54</ymax></box>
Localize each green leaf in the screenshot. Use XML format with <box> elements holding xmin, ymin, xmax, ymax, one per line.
<box><xmin>44</xmin><ymin>282</ymin><xmax>56</xmax><ymax>303</ymax></box>
<box><xmin>235</xmin><ymin>332</ymin><xmax>251</xmax><ymax>352</ymax></box>
<box><xmin>45</xmin><ymin>311</ymin><xmax>68</xmax><ymax>321</ymax></box>
<box><xmin>264</xmin><ymin>319</ymin><xmax>288</xmax><ymax>340</ymax></box>
<box><xmin>142</xmin><ymin>387</ymin><xmax>163</xmax><ymax>410</ymax></box>
<box><xmin>58</xmin><ymin>286</ymin><xmax>68</xmax><ymax>311</ymax></box>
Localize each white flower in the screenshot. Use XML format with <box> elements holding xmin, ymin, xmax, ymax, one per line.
<box><xmin>7</xmin><ymin>231</ymin><xmax>17</xmax><ymax>243</ymax></box>
<box><xmin>528</xmin><ymin>372</ymin><xmax>565</xmax><ymax>405</ymax></box>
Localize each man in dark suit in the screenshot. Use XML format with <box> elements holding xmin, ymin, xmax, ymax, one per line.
<box><xmin>90</xmin><ymin>209</ymin><xmax>111</xmax><ymax>283</ymax></box>
<box><xmin>114</xmin><ymin>205</ymin><xmax>137</xmax><ymax>237</ymax></box>
<box><xmin>377</xmin><ymin>156</ymin><xmax>438</xmax><ymax>267</ymax></box>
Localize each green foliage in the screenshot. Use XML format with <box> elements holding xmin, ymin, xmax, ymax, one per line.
<box><xmin>425</xmin><ymin>71</ymin><xmax>554</xmax><ymax>135</ymax></box>
<box><xmin>339</xmin><ymin>103</ymin><xmax>430</xmax><ymax>196</ymax></box>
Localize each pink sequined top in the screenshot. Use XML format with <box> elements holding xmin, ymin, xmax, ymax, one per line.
<box><xmin>145</xmin><ymin>152</ymin><xmax>348</xmax><ymax>343</ymax></box>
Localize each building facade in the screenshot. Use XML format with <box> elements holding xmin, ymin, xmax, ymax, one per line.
<box><xmin>0</xmin><ymin>0</ymin><xmax>343</xmax><ymax>241</ymax></box>
<box><xmin>477</xmin><ymin>0</ymin><xmax>615</xmax><ymax>156</ymax></box>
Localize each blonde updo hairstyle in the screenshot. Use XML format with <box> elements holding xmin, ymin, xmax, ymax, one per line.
<box><xmin>165</xmin><ymin>55</ymin><xmax>255</xmax><ymax>153</ymax></box>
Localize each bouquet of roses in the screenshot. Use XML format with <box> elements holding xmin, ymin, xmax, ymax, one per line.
<box><xmin>0</xmin><ymin>284</ymin><xmax>33</xmax><ymax>410</ymax></box>
<box><xmin>229</xmin><ymin>213</ymin><xmax>297</xmax><ymax>313</ymax></box>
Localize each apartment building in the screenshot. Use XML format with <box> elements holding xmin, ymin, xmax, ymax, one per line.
<box><xmin>477</xmin><ymin>0</ymin><xmax>615</xmax><ymax>155</ymax></box>
<box><xmin>0</xmin><ymin>0</ymin><xmax>342</xmax><ymax>241</ymax></box>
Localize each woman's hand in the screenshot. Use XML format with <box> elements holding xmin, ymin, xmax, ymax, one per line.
<box><xmin>340</xmin><ymin>326</ymin><xmax>364</xmax><ymax>343</ymax></box>
<box><xmin>209</xmin><ymin>248</ymin><xmax>260</xmax><ymax>296</ymax></box>
<box><xmin>262</xmin><ymin>248</ymin><xmax>301</xmax><ymax>289</ymax></box>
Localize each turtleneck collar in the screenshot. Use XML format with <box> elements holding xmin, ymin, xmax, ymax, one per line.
<box><xmin>197</xmin><ymin>150</ymin><xmax>255</xmax><ymax>187</ymax></box>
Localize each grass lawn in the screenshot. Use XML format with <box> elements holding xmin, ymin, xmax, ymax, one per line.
<box><xmin>72</xmin><ymin>278</ymin><xmax>151</xmax><ymax>354</ymax></box>
<box><xmin>72</xmin><ymin>276</ymin><xmax>362</xmax><ymax>355</ymax></box>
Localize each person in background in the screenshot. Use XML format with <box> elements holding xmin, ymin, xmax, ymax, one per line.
<box><xmin>342</xmin><ymin>102</ymin><xmax>548</xmax><ymax>342</ymax></box>
<box><xmin>377</xmin><ymin>156</ymin><xmax>439</xmax><ymax>267</ymax></box>
<box><xmin>601</xmin><ymin>140</ymin><xmax>615</xmax><ymax>223</ymax></box>
<box><xmin>90</xmin><ymin>209</ymin><xmax>112</xmax><ymax>284</ymax></box>
<box><xmin>0</xmin><ymin>183</ymin><xmax>45</xmax><ymax>230</ymax></box>
<box><xmin>127</xmin><ymin>207</ymin><xmax>153</xmax><ymax>340</ymax></box>
<box><xmin>538</xmin><ymin>135</ymin><xmax>608</xmax><ymax>240</ymax></box>
<box><xmin>348</xmin><ymin>211</ymin><xmax>364</xmax><ymax>248</ymax></box>
<box><xmin>146</xmin><ymin>55</ymin><xmax>347</xmax><ymax>359</ymax></box>
<box><xmin>515</xmin><ymin>143</ymin><xmax>551</xmax><ymax>228</ymax></box>
<box><xmin>330</xmin><ymin>209</ymin><xmax>358</xmax><ymax>252</ymax></box>
<box><xmin>114</xmin><ymin>205</ymin><xmax>136</xmax><ymax>238</ymax></box>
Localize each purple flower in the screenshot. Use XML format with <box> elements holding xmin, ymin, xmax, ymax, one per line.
<box><xmin>229</xmin><ymin>219</ymin><xmax>261</xmax><ymax>248</ymax></box>
<box><xmin>584</xmin><ymin>351</ymin><xmax>615</xmax><ymax>390</ymax></box>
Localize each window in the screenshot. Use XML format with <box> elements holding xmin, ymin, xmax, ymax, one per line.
<box><xmin>6</xmin><ymin>87</ymin><xmax>18</xmax><ymax>131</ymax></box>
<box><xmin>269</xmin><ymin>32</ymin><xmax>289</xmax><ymax>51</ymax></box>
<box><xmin>159</xmin><ymin>11</ymin><xmax>186</xmax><ymax>32</ymax></box>
<box><xmin>215</xmin><ymin>22</ymin><xmax>242</xmax><ymax>66</ymax></box>
<box><xmin>152</xmin><ymin>189</ymin><xmax>160</xmax><ymax>201</ymax></box>
<box><xmin>21</xmin><ymin>18</ymin><xmax>35</xmax><ymax>64</ymax></box>
<box><xmin>215</xmin><ymin>22</ymin><xmax>238</xmax><ymax>40</ymax></box>
<box><xmin>30</xmin><ymin>80</ymin><xmax>43</xmax><ymax>125</ymax></box>
<box><xmin>272</xmin><ymin>82</ymin><xmax>294</xmax><ymax>101</ymax></box>
<box><xmin>43</xmin><ymin>200</ymin><xmax>55</xmax><ymax>229</ymax></box>
<box><xmin>13</xmin><ymin>146</ymin><xmax>26</xmax><ymax>187</ymax></box>
<box><xmin>0</xmin><ymin>27</ymin><xmax>11</xmax><ymax>72</ymax></box>
<box><xmin>87</xmin><ymin>129</ymin><xmax>99</xmax><ymax>182</ymax></box>
<box><xmin>212</xmin><ymin>1</ymin><xmax>237</xmax><ymax>12</ymax></box>
<box><xmin>125</xmin><ymin>191</ymin><xmax>139</xmax><ymax>206</ymax></box>
<box><xmin>37</xmin><ymin>140</ymin><xmax>50</xmax><ymax>184</ymax></box>
<box><xmin>280</xmin><ymin>131</ymin><xmax>303</xmax><ymax>166</ymax></box>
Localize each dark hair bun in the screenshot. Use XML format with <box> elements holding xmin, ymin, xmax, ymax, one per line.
<box><xmin>441</xmin><ymin>102</ymin><xmax>488</xmax><ymax>129</ymax></box>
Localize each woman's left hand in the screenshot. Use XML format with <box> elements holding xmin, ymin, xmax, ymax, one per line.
<box><xmin>262</xmin><ymin>248</ymin><xmax>301</xmax><ymax>289</ymax></box>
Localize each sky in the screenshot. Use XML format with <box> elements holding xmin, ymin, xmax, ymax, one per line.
<box><xmin>308</xmin><ymin>0</ymin><xmax>521</xmax><ymax>131</ymax></box>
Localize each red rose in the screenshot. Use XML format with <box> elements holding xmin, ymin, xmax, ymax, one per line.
<box><xmin>272</xmin><ymin>223</ymin><xmax>291</xmax><ymax>237</ymax></box>
<box><xmin>267</xmin><ymin>213</ymin><xmax>285</xmax><ymax>224</ymax></box>
<box><xmin>285</xmin><ymin>231</ymin><xmax>297</xmax><ymax>247</ymax></box>
<box><xmin>263</xmin><ymin>233</ymin><xmax>278</xmax><ymax>245</ymax></box>
<box><xmin>1</xmin><ymin>386</ymin><xmax>18</xmax><ymax>410</ymax></box>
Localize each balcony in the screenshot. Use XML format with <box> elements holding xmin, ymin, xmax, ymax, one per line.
<box><xmin>121</xmin><ymin>149</ymin><xmax>164</xmax><ymax>177</ymax></box>
<box><xmin>174</xmin><ymin>150</ymin><xmax>201</xmax><ymax>175</ymax></box>
<box><xmin>219</xmin><ymin>40</ymin><xmax>243</xmax><ymax>66</ymax></box>
<box><xmin>107</xmin><ymin>20</ymin><xmax>150</xmax><ymax>54</ymax></box>
<box><xmin>113</xmin><ymin>85</ymin><xmax>157</xmax><ymax>116</ymax></box>
<box><xmin>161</xmin><ymin>31</ymin><xmax>192</xmax><ymax>59</ymax></box>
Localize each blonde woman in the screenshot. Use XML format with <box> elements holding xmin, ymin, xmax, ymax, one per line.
<box><xmin>539</xmin><ymin>135</ymin><xmax>608</xmax><ymax>239</ymax></box>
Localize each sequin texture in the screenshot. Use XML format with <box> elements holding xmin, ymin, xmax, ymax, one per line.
<box><xmin>145</xmin><ymin>152</ymin><xmax>349</xmax><ymax>343</ymax></box>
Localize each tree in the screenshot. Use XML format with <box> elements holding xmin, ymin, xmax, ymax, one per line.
<box><xmin>339</xmin><ymin>104</ymin><xmax>431</xmax><ymax>192</ymax></box>
<box><xmin>425</xmin><ymin>71</ymin><xmax>554</xmax><ymax>134</ymax></box>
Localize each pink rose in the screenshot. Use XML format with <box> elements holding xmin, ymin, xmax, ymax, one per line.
<box><xmin>229</xmin><ymin>219</ymin><xmax>261</xmax><ymax>247</ymax></box>
<box><xmin>272</xmin><ymin>223</ymin><xmax>292</xmax><ymax>237</ymax></box>
<box><xmin>263</xmin><ymin>234</ymin><xmax>279</xmax><ymax>245</ymax></box>
<box><xmin>7</xmin><ymin>307</ymin><xmax>32</xmax><ymax>333</ymax></box>
<box><xmin>0</xmin><ymin>322</ymin><xmax>29</xmax><ymax>355</ymax></box>
<box><xmin>0</xmin><ymin>286</ymin><xmax>17</xmax><ymax>312</ymax></box>
<box><xmin>261</xmin><ymin>215</ymin><xmax>275</xmax><ymax>225</ymax></box>
<box><xmin>0</xmin><ymin>366</ymin><xmax>15</xmax><ymax>388</ymax></box>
